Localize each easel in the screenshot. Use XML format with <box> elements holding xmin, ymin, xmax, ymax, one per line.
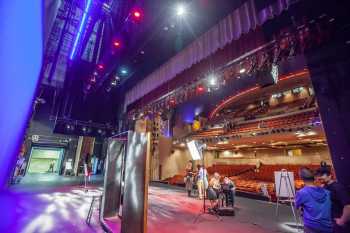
<box><xmin>275</xmin><ymin>169</ymin><xmax>301</xmax><ymax>231</ymax></box>
<box><xmin>193</xmin><ymin>143</ymin><xmax>222</xmax><ymax>223</ymax></box>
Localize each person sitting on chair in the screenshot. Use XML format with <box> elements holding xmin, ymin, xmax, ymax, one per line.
<box><xmin>222</xmin><ymin>177</ymin><xmax>236</xmax><ymax>207</ymax></box>
<box><xmin>208</xmin><ymin>172</ymin><xmax>221</xmax><ymax>211</ymax></box>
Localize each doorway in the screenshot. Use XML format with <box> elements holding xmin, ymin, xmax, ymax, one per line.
<box><xmin>27</xmin><ymin>147</ymin><xmax>64</xmax><ymax>174</ymax></box>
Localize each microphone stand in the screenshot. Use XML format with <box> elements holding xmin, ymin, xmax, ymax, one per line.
<box><xmin>193</xmin><ymin>144</ymin><xmax>222</xmax><ymax>223</ymax></box>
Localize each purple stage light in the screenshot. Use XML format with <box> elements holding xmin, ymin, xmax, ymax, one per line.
<box><xmin>70</xmin><ymin>0</ymin><xmax>93</xmax><ymax>60</ymax></box>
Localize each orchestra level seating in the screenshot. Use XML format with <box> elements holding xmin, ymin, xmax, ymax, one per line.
<box><xmin>164</xmin><ymin>164</ymin><xmax>331</xmax><ymax>201</ymax></box>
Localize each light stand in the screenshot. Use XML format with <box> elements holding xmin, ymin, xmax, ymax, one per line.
<box><xmin>193</xmin><ymin>143</ymin><xmax>222</xmax><ymax>223</ymax></box>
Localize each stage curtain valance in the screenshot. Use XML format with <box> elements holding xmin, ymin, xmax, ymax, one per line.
<box><xmin>125</xmin><ymin>0</ymin><xmax>292</xmax><ymax>110</ymax></box>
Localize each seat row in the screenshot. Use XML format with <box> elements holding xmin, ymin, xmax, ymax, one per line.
<box><xmin>164</xmin><ymin>163</ymin><xmax>331</xmax><ymax>200</ymax></box>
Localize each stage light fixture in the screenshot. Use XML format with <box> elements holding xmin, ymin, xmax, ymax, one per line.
<box><xmin>120</xmin><ymin>67</ymin><xmax>128</xmax><ymax>75</ymax></box>
<box><xmin>114</xmin><ymin>75</ymin><xmax>120</xmax><ymax>81</ymax></box>
<box><xmin>133</xmin><ymin>10</ymin><xmax>141</xmax><ymax>19</ymax></box>
<box><xmin>271</xmin><ymin>64</ymin><xmax>279</xmax><ymax>83</ymax></box>
<box><xmin>239</xmin><ymin>68</ymin><xmax>246</xmax><ymax>74</ymax></box>
<box><xmin>196</xmin><ymin>85</ymin><xmax>205</xmax><ymax>93</ymax></box>
<box><xmin>97</xmin><ymin>64</ymin><xmax>105</xmax><ymax>70</ymax></box>
<box><xmin>208</xmin><ymin>74</ymin><xmax>217</xmax><ymax>86</ymax></box>
<box><xmin>176</xmin><ymin>4</ymin><xmax>186</xmax><ymax>16</ymax></box>
<box><xmin>130</xmin><ymin>7</ymin><xmax>143</xmax><ymax>22</ymax></box>
<box><xmin>113</xmin><ymin>40</ymin><xmax>121</xmax><ymax>48</ymax></box>
<box><xmin>111</xmin><ymin>80</ymin><xmax>117</xmax><ymax>86</ymax></box>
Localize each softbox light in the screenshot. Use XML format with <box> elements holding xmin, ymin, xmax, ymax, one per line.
<box><xmin>187</xmin><ymin>140</ymin><xmax>202</xmax><ymax>161</ymax></box>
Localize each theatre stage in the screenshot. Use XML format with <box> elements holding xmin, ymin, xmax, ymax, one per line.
<box><xmin>146</xmin><ymin>184</ymin><xmax>299</xmax><ymax>233</ymax></box>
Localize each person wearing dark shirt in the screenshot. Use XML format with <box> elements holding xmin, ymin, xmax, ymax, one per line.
<box><xmin>295</xmin><ymin>167</ymin><xmax>333</xmax><ymax>233</ymax></box>
<box><xmin>184</xmin><ymin>161</ymin><xmax>194</xmax><ymax>197</ymax></box>
<box><xmin>316</xmin><ymin>167</ymin><xmax>350</xmax><ymax>233</ymax></box>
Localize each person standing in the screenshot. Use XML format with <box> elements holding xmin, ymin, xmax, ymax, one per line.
<box><xmin>84</xmin><ymin>153</ymin><xmax>92</xmax><ymax>181</ymax></box>
<box><xmin>48</xmin><ymin>161</ymin><xmax>55</xmax><ymax>173</ymax></box>
<box><xmin>316</xmin><ymin>167</ymin><xmax>350</xmax><ymax>233</ymax></box>
<box><xmin>295</xmin><ymin>167</ymin><xmax>333</xmax><ymax>233</ymax></box>
<box><xmin>184</xmin><ymin>161</ymin><xmax>194</xmax><ymax>197</ymax></box>
<box><xmin>196</xmin><ymin>165</ymin><xmax>208</xmax><ymax>199</ymax></box>
<box><xmin>13</xmin><ymin>153</ymin><xmax>25</xmax><ymax>184</ymax></box>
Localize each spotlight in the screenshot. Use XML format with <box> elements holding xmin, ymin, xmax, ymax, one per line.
<box><xmin>97</xmin><ymin>64</ymin><xmax>104</xmax><ymax>70</ymax></box>
<box><xmin>131</xmin><ymin>9</ymin><xmax>142</xmax><ymax>21</ymax></box>
<box><xmin>197</xmin><ymin>85</ymin><xmax>205</xmax><ymax>93</ymax></box>
<box><xmin>169</xmin><ymin>99</ymin><xmax>176</xmax><ymax>106</ymax></box>
<box><xmin>208</xmin><ymin>74</ymin><xmax>217</xmax><ymax>86</ymax></box>
<box><xmin>111</xmin><ymin>80</ymin><xmax>117</xmax><ymax>86</ymax></box>
<box><xmin>239</xmin><ymin>68</ymin><xmax>246</xmax><ymax>74</ymax></box>
<box><xmin>176</xmin><ymin>4</ymin><xmax>186</xmax><ymax>16</ymax></box>
<box><xmin>82</xmin><ymin>126</ymin><xmax>87</xmax><ymax>132</ymax></box>
<box><xmin>113</xmin><ymin>40</ymin><xmax>121</xmax><ymax>48</ymax></box>
<box><xmin>120</xmin><ymin>68</ymin><xmax>128</xmax><ymax>76</ymax></box>
<box><xmin>133</xmin><ymin>10</ymin><xmax>141</xmax><ymax>18</ymax></box>
<box><xmin>66</xmin><ymin>124</ymin><xmax>75</xmax><ymax>131</ymax></box>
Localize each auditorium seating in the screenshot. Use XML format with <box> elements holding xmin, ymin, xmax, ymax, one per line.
<box><xmin>226</xmin><ymin>164</ymin><xmax>321</xmax><ymax>199</ymax></box>
<box><xmin>196</xmin><ymin>109</ymin><xmax>318</xmax><ymax>138</ymax></box>
<box><xmin>209</xmin><ymin>95</ymin><xmax>312</xmax><ymax>126</ymax></box>
<box><xmin>164</xmin><ymin>163</ymin><xmax>329</xmax><ymax>201</ymax></box>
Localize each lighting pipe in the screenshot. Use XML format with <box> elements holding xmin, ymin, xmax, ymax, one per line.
<box><xmin>70</xmin><ymin>0</ymin><xmax>93</xmax><ymax>60</ymax></box>
<box><xmin>209</xmin><ymin>69</ymin><xmax>310</xmax><ymax>119</ymax></box>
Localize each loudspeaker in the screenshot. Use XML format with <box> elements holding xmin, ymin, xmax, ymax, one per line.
<box><xmin>217</xmin><ymin>207</ymin><xmax>235</xmax><ymax>216</ymax></box>
<box><xmin>256</xmin><ymin>69</ymin><xmax>275</xmax><ymax>88</ymax></box>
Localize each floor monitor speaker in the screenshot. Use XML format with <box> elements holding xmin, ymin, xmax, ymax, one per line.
<box><xmin>217</xmin><ymin>207</ymin><xmax>235</xmax><ymax>216</ymax></box>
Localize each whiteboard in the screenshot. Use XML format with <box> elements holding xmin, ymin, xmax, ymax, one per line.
<box><xmin>274</xmin><ymin>171</ymin><xmax>295</xmax><ymax>198</ymax></box>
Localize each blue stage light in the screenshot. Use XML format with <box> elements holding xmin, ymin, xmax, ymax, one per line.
<box><xmin>70</xmin><ymin>0</ymin><xmax>93</xmax><ymax>60</ymax></box>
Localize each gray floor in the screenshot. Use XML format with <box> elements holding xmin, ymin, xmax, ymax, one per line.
<box><xmin>148</xmin><ymin>183</ymin><xmax>302</xmax><ymax>233</ymax></box>
<box><xmin>6</xmin><ymin>175</ymin><xmax>302</xmax><ymax>233</ymax></box>
<box><xmin>3</xmin><ymin>174</ymin><xmax>104</xmax><ymax>233</ymax></box>
<box><xmin>12</xmin><ymin>173</ymin><xmax>104</xmax><ymax>189</ymax></box>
